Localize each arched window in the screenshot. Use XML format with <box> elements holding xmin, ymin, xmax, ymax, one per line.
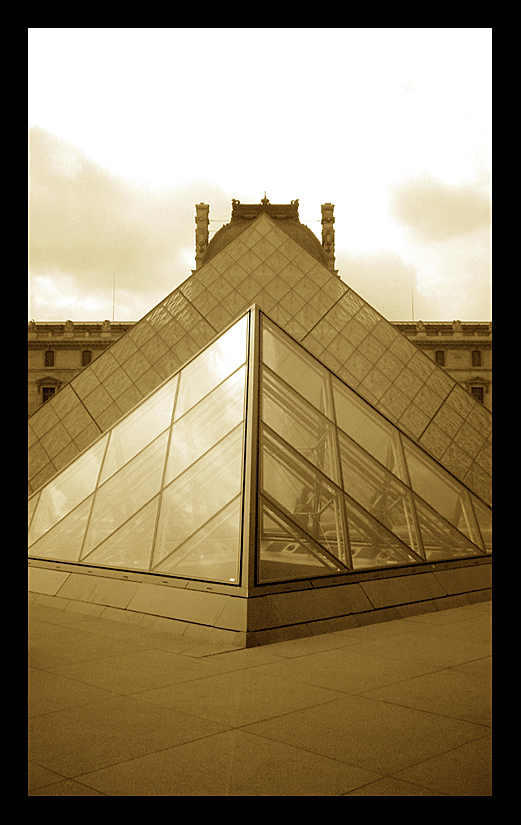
<box><xmin>82</xmin><ymin>350</ymin><xmax>92</xmax><ymax>367</ymax></box>
<box><xmin>435</xmin><ymin>350</ymin><xmax>445</xmax><ymax>367</ymax></box>
<box><xmin>472</xmin><ymin>350</ymin><xmax>482</xmax><ymax>367</ymax></box>
<box><xmin>44</xmin><ymin>350</ymin><xmax>55</xmax><ymax>367</ymax></box>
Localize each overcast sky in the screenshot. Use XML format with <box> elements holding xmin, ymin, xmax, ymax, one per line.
<box><xmin>28</xmin><ymin>28</ymin><xmax>492</xmax><ymax>323</ymax></box>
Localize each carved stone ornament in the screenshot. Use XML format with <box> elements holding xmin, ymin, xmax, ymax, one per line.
<box><xmin>231</xmin><ymin>198</ymin><xmax>300</xmax><ymax>222</ymax></box>
<box><xmin>323</xmin><ymin>228</ymin><xmax>334</xmax><ymax>252</ymax></box>
<box><xmin>36</xmin><ymin>375</ymin><xmax>62</xmax><ymax>393</ymax></box>
<box><xmin>463</xmin><ymin>375</ymin><xmax>490</xmax><ymax>390</ymax></box>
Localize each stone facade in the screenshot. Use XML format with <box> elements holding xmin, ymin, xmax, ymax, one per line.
<box><xmin>394</xmin><ymin>322</ymin><xmax>492</xmax><ymax>412</ymax></box>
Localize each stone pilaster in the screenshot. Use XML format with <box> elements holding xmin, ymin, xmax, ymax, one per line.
<box><xmin>195</xmin><ymin>203</ymin><xmax>210</xmax><ymax>269</ymax></box>
<box><xmin>321</xmin><ymin>203</ymin><xmax>337</xmax><ymax>274</ymax></box>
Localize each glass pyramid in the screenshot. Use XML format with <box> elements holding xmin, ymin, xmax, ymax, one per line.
<box><xmin>28</xmin><ymin>307</ymin><xmax>491</xmax><ymax>588</ymax></box>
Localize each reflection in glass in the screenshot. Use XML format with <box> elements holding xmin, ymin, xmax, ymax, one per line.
<box><xmin>82</xmin><ymin>431</ymin><xmax>168</xmax><ymax>557</ymax></box>
<box><xmin>257</xmin><ymin>498</ymin><xmax>344</xmax><ymax>583</ymax></box>
<box><xmin>262</xmin><ymin>318</ymin><xmax>330</xmax><ymax>415</ymax></box>
<box><xmin>337</xmin><ymin>430</ymin><xmax>422</xmax><ymax>557</ymax></box>
<box><xmin>333</xmin><ymin>377</ymin><xmax>406</xmax><ymax>481</ymax></box>
<box><xmin>28</xmin><ymin>491</ymin><xmax>40</xmax><ymax>532</ymax></box>
<box><xmin>153</xmin><ymin>496</ymin><xmax>242</xmax><ymax>582</ymax></box>
<box><xmin>262</xmin><ymin>367</ymin><xmax>339</xmax><ymax>485</ymax></box>
<box><xmin>29</xmin><ymin>496</ymin><xmax>94</xmax><ymax>562</ymax></box>
<box><xmin>471</xmin><ymin>496</ymin><xmax>492</xmax><ymax>553</ymax></box>
<box><xmin>81</xmin><ymin>497</ymin><xmax>159</xmax><ymax>570</ymax></box>
<box><xmin>153</xmin><ymin>426</ymin><xmax>244</xmax><ymax>569</ymax></box>
<box><xmin>413</xmin><ymin>495</ymin><xmax>483</xmax><ymax>561</ymax></box>
<box><xmin>343</xmin><ymin>494</ymin><xmax>421</xmax><ymax>569</ymax></box>
<box><xmin>99</xmin><ymin>375</ymin><xmax>178</xmax><ymax>484</ymax></box>
<box><xmin>174</xmin><ymin>314</ymin><xmax>248</xmax><ymax>420</ymax></box>
<box><xmin>166</xmin><ymin>366</ymin><xmax>246</xmax><ymax>486</ymax></box>
<box><xmin>29</xmin><ymin>435</ymin><xmax>108</xmax><ymax>545</ymax></box>
<box><xmin>261</xmin><ymin>430</ymin><xmax>347</xmax><ymax>565</ymax></box>
<box><xmin>403</xmin><ymin>441</ymin><xmax>479</xmax><ymax>544</ymax></box>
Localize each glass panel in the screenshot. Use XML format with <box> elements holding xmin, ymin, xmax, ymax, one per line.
<box><xmin>165</xmin><ymin>365</ymin><xmax>246</xmax><ymax>486</ymax></box>
<box><xmin>261</xmin><ymin>429</ymin><xmax>347</xmax><ymax>565</ymax></box>
<box><xmin>332</xmin><ymin>377</ymin><xmax>407</xmax><ymax>481</ymax></box>
<box><xmin>174</xmin><ymin>314</ymin><xmax>248</xmax><ymax>420</ymax></box>
<box><xmin>471</xmin><ymin>496</ymin><xmax>492</xmax><ymax>553</ymax></box>
<box><xmin>29</xmin><ymin>435</ymin><xmax>108</xmax><ymax>545</ymax></box>
<box><xmin>153</xmin><ymin>426</ymin><xmax>244</xmax><ymax>569</ymax></box>
<box><xmin>28</xmin><ymin>491</ymin><xmax>40</xmax><ymax>531</ymax></box>
<box><xmin>258</xmin><ymin>497</ymin><xmax>344</xmax><ymax>583</ymax></box>
<box><xmin>99</xmin><ymin>375</ymin><xmax>178</xmax><ymax>484</ymax></box>
<box><xmin>81</xmin><ymin>497</ymin><xmax>159</xmax><ymax>571</ymax></box>
<box><xmin>403</xmin><ymin>440</ymin><xmax>477</xmax><ymax>542</ymax></box>
<box><xmin>337</xmin><ymin>430</ymin><xmax>422</xmax><ymax>557</ymax></box>
<box><xmin>262</xmin><ymin>317</ymin><xmax>331</xmax><ymax>416</ymax></box>
<box><xmin>29</xmin><ymin>496</ymin><xmax>93</xmax><ymax>562</ymax></box>
<box><xmin>153</xmin><ymin>496</ymin><xmax>242</xmax><ymax>583</ymax></box>
<box><xmin>343</xmin><ymin>494</ymin><xmax>421</xmax><ymax>570</ymax></box>
<box><xmin>82</xmin><ymin>431</ymin><xmax>168</xmax><ymax>557</ymax></box>
<box><xmin>413</xmin><ymin>495</ymin><xmax>483</xmax><ymax>562</ymax></box>
<box><xmin>262</xmin><ymin>367</ymin><xmax>339</xmax><ymax>485</ymax></box>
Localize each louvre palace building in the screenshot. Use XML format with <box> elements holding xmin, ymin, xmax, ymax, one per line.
<box><xmin>28</xmin><ymin>320</ymin><xmax>492</xmax><ymax>417</ymax></box>
<box><xmin>28</xmin><ymin>199</ymin><xmax>492</xmax><ymax>646</ymax></box>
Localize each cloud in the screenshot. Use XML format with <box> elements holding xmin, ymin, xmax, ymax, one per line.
<box><xmin>337</xmin><ymin>249</ymin><xmax>421</xmax><ymax>320</ymax></box>
<box><xmin>28</xmin><ymin>128</ymin><xmax>232</xmax><ymax>319</ymax></box>
<box><xmin>337</xmin><ymin>239</ymin><xmax>491</xmax><ymax>322</ymax></box>
<box><xmin>404</xmin><ymin>228</ymin><xmax>492</xmax><ymax>321</ymax></box>
<box><xmin>390</xmin><ymin>176</ymin><xmax>491</xmax><ymax>242</ymax></box>
<box><xmin>28</xmin><ymin>130</ymin><xmax>491</xmax><ymax>323</ymax></box>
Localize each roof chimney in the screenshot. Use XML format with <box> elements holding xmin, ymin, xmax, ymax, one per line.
<box><xmin>195</xmin><ymin>203</ymin><xmax>210</xmax><ymax>269</ymax></box>
<box><xmin>321</xmin><ymin>203</ymin><xmax>337</xmax><ymax>275</ymax></box>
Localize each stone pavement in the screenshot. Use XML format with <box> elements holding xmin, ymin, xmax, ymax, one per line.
<box><xmin>28</xmin><ymin>596</ymin><xmax>492</xmax><ymax>796</ymax></box>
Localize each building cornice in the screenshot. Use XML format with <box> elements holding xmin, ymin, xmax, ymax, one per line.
<box><xmin>28</xmin><ymin>339</ymin><xmax>117</xmax><ymax>350</ymax></box>
<box><xmin>411</xmin><ymin>339</ymin><xmax>492</xmax><ymax>350</ymax></box>
<box><xmin>28</xmin><ymin>321</ymin><xmax>492</xmax><ymax>353</ymax></box>
<box><xmin>393</xmin><ymin>321</ymin><xmax>491</xmax><ymax>333</ymax></box>
<box><xmin>28</xmin><ymin>321</ymin><xmax>135</xmax><ymax>342</ymax></box>
<box><xmin>34</xmin><ymin>375</ymin><xmax>63</xmax><ymax>392</ymax></box>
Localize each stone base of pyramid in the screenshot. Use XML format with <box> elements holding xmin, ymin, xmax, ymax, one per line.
<box><xmin>28</xmin><ymin>557</ymin><xmax>491</xmax><ymax>648</ymax></box>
